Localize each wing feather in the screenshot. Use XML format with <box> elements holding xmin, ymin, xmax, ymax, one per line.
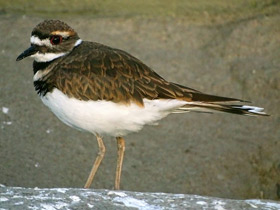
<box><xmin>47</xmin><ymin>41</ymin><xmax>246</xmax><ymax>107</ymax></box>
<box><xmin>47</xmin><ymin>42</ymin><xmax>194</xmax><ymax>105</ymax></box>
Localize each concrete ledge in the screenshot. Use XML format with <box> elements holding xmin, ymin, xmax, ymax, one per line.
<box><xmin>1</xmin><ymin>186</ymin><xmax>280</xmax><ymax>210</ymax></box>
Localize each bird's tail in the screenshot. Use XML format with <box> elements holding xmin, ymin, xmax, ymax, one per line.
<box><xmin>177</xmin><ymin>102</ymin><xmax>268</xmax><ymax>116</ymax></box>
<box><xmin>174</xmin><ymin>93</ymin><xmax>268</xmax><ymax>116</ymax></box>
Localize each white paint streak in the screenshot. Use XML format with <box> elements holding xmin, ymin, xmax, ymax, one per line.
<box><xmin>246</xmin><ymin>200</ymin><xmax>280</xmax><ymax>209</ymax></box>
<box><xmin>108</xmin><ymin>191</ymin><xmax>127</xmax><ymax>197</ymax></box>
<box><xmin>2</xmin><ymin>107</ymin><xmax>9</xmax><ymax>114</ymax></box>
<box><xmin>55</xmin><ymin>188</ymin><xmax>68</xmax><ymax>193</ymax></box>
<box><xmin>0</xmin><ymin>197</ymin><xmax>9</xmax><ymax>202</ymax></box>
<box><xmin>40</xmin><ymin>203</ymin><xmax>56</xmax><ymax>210</ymax></box>
<box><xmin>69</xmin><ymin>195</ymin><xmax>81</xmax><ymax>202</ymax></box>
<box><xmin>247</xmin><ymin>202</ymin><xmax>258</xmax><ymax>208</ymax></box>
<box><xmin>214</xmin><ymin>204</ymin><xmax>226</xmax><ymax>210</ymax></box>
<box><xmin>212</xmin><ymin>200</ymin><xmax>226</xmax><ymax>210</ymax></box>
<box><xmin>113</xmin><ymin>196</ymin><xmax>160</xmax><ymax>210</ymax></box>
<box><xmin>54</xmin><ymin>201</ymin><xmax>69</xmax><ymax>209</ymax></box>
<box><xmin>196</xmin><ymin>201</ymin><xmax>207</xmax><ymax>205</ymax></box>
<box><xmin>87</xmin><ymin>203</ymin><xmax>94</xmax><ymax>208</ymax></box>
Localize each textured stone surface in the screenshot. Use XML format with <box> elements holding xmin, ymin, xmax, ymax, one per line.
<box><xmin>1</xmin><ymin>186</ymin><xmax>280</xmax><ymax>210</ymax></box>
<box><xmin>0</xmin><ymin>2</ymin><xmax>280</xmax><ymax>201</ymax></box>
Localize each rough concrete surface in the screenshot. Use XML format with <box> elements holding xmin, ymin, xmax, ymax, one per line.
<box><xmin>0</xmin><ymin>1</ymin><xmax>280</xmax><ymax>202</ymax></box>
<box><xmin>1</xmin><ymin>186</ymin><xmax>280</xmax><ymax>210</ymax></box>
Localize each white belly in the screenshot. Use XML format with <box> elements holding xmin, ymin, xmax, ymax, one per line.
<box><xmin>41</xmin><ymin>88</ymin><xmax>188</xmax><ymax>137</ymax></box>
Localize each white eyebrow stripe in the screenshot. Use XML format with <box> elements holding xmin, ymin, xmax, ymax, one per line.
<box><xmin>30</xmin><ymin>35</ymin><xmax>53</xmax><ymax>47</ymax></box>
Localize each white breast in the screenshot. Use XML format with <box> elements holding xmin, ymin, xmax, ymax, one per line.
<box><xmin>41</xmin><ymin>88</ymin><xmax>188</xmax><ymax>137</ymax></box>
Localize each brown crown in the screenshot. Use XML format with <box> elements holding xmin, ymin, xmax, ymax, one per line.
<box><xmin>31</xmin><ymin>20</ymin><xmax>77</xmax><ymax>38</ymax></box>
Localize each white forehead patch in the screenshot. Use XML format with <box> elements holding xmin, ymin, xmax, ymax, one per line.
<box><xmin>30</xmin><ymin>35</ymin><xmax>52</xmax><ymax>47</ymax></box>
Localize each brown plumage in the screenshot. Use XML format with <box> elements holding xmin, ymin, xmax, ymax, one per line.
<box><xmin>37</xmin><ymin>40</ymin><xmax>264</xmax><ymax>116</ymax></box>
<box><xmin>30</xmin><ymin>20</ymin><xmax>259</xmax><ymax>113</ymax></box>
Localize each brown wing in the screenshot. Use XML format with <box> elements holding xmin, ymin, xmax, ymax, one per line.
<box><xmin>50</xmin><ymin>41</ymin><xmax>243</xmax><ymax>106</ymax></box>
<box><xmin>48</xmin><ymin>41</ymin><xmax>194</xmax><ymax>106</ymax></box>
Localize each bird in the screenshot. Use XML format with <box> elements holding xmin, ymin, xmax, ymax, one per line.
<box><xmin>16</xmin><ymin>19</ymin><xmax>268</xmax><ymax>190</ymax></box>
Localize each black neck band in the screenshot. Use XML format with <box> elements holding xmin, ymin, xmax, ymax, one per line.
<box><xmin>33</xmin><ymin>61</ymin><xmax>52</xmax><ymax>74</ymax></box>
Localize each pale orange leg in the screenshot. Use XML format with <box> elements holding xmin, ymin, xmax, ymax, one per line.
<box><xmin>115</xmin><ymin>137</ymin><xmax>125</xmax><ymax>190</ymax></box>
<box><xmin>84</xmin><ymin>135</ymin><xmax>106</xmax><ymax>188</ymax></box>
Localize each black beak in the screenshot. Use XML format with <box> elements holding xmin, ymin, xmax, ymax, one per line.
<box><xmin>16</xmin><ymin>45</ymin><xmax>38</xmax><ymax>61</ymax></box>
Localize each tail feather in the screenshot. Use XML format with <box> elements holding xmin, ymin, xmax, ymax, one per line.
<box><xmin>191</xmin><ymin>92</ymin><xmax>250</xmax><ymax>103</ymax></box>
<box><xmin>177</xmin><ymin>102</ymin><xmax>268</xmax><ymax>116</ymax></box>
<box><xmin>171</xmin><ymin>84</ymin><xmax>268</xmax><ymax>116</ymax></box>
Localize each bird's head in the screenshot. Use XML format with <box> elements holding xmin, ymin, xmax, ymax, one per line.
<box><xmin>16</xmin><ymin>20</ymin><xmax>82</xmax><ymax>62</ymax></box>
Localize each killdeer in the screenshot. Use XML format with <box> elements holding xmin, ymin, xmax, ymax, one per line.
<box><xmin>16</xmin><ymin>20</ymin><xmax>268</xmax><ymax>190</ymax></box>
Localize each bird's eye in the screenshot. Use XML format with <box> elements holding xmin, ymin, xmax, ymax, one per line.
<box><xmin>50</xmin><ymin>35</ymin><xmax>62</xmax><ymax>45</ymax></box>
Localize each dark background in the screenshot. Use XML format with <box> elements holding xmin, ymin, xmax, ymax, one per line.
<box><xmin>0</xmin><ymin>0</ymin><xmax>279</xmax><ymax>200</ymax></box>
